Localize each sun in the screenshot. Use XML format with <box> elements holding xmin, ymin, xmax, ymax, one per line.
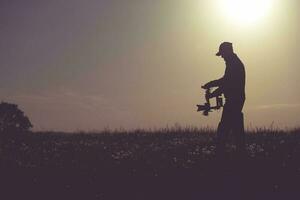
<box><xmin>219</xmin><ymin>0</ymin><xmax>273</xmax><ymax>25</ymax></box>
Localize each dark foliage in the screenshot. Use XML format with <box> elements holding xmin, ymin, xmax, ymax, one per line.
<box><xmin>0</xmin><ymin>102</ymin><xmax>33</xmax><ymax>133</ymax></box>
<box><xmin>1</xmin><ymin>128</ymin><xmax>300</xmax><ymax>199</ymax></box>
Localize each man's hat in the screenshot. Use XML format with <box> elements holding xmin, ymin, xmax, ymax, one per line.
<box><xmin>216</xmin><ymin>42</ymin><xmax>233</xmax><ymax>56</ymax></box>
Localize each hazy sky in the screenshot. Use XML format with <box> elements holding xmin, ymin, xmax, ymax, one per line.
<box><xmin>1</xmin><ymin>0</ymin><xmax>299</xmax><ymax>131</ymax></box>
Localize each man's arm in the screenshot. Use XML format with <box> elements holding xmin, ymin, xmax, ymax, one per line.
<box><xmin>202</xmin><ymin>77</ymin><xmax>224</xmax><ymax>89</ymax></box>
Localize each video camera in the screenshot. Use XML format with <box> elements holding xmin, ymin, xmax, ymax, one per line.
<box><xmin>197</xmin><ymin>87</ymin><xmax>223</xmax><ymax>116</ymax></box>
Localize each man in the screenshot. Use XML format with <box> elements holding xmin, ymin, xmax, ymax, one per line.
<box><xmin>203</xmin><ymin>42</ymin><xmax>246</xmax><ymax>157</ymax></box>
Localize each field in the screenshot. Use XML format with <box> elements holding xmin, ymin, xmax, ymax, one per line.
<box><xmin>1</xmin><ymin>127</ymin><xmax>300</xmax><ymax>200</ymax></box>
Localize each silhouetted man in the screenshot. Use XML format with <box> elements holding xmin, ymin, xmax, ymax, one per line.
<box><xmin>203</xmin><ymin>42</ymin><xmax>246</xmax><ymax>157</ymax></box>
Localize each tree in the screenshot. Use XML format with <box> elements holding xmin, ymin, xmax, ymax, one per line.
<box><xmin>0</xmin><ymin>102</ymin><xmax>33</xmax><ymax>133</ymax></box>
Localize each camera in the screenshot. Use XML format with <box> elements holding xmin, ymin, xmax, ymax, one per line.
<box><xmin>197</xmin><ymin>103</ymin><xmax>211</xmax><ymax>116</ymax></box>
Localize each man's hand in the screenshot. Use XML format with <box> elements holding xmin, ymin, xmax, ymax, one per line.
<box><xmin>202</xmin><ymin>82</ymin><xmax>211</xmax><ymax>89</ymax></box>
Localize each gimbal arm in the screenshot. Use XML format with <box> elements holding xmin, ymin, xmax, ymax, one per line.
<box><xmin>208</xmin><ymin>87</ymin><xmax>223</xmax><ymax>98</ymax></box>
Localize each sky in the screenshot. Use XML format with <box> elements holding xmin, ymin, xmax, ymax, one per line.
<box><xmin>1</xmin><ymin>0</ymin><xmax>299</xmax><ymax>131</ymax></box>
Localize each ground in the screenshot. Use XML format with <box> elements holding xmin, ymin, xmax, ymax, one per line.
<box><xmin>1</xmin><ymin>128</ymin><xmax>300</xmax><ymax>200</ymax></box>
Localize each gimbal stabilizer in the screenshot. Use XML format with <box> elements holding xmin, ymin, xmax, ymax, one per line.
<box><xmin>197</xmin><ymin>87</ymin><xmax>223</xmax><ymax>116</ymax></box>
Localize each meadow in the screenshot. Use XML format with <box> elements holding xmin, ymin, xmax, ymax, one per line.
<box><xmin>1</xmin><ymin>127</ymin><xmax>300</xmax><ymax>200</ymax></box>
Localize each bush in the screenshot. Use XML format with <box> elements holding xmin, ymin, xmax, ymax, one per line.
<box><xmin>0</xmin><ymin>102</ymin><xmax>33</xmax><ymax>133</ymax></box>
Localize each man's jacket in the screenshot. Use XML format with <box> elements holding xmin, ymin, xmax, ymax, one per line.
<box><xmin>209</xmin><ymin>53</ymin><xmax>246</xmax><ymax>101</ymax></box>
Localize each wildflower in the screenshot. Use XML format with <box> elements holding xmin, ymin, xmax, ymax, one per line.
<box><xmin>173</xmin><ymin>157</ymin><xmax>177</xmax><ymax>163</ymax></box>
<box><xmin>202</xmin><ymin>147</ymin><xmax>211</xmax><ymax>155</ymax></box>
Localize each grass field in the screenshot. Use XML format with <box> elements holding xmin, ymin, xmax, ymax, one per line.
<box><xmin>1</xmin><ymin>127</ymin><xmax>300</xmax><ymax>200</ymax></box>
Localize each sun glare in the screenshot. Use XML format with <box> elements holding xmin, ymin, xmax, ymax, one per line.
<box><xmin>219</xmin><ymin>0</ymin><xmax>273</xmax><ymax>25</ymax></box>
